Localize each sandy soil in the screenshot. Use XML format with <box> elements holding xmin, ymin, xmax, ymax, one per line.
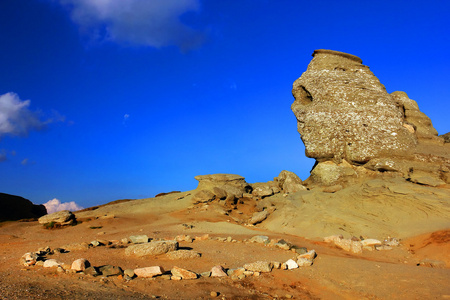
<box><xmin>1</xmin><ymin>190</ymin><xmax>449</xmax><ymax>299</ymax></box>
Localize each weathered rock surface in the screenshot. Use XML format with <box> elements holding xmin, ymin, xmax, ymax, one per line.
<box><xmin>194</xmin><ymin>174</ymin><xmax>252</xmax><ymax>202</ymax></box>
<box><xmin>274</xmin><ymin>171</ymin><xmax>307</xmax><ymax>193</ymax></box>
<box><xmin>0</xmin><ymin>193</ymin><xmax>47</xmax><ymax>221</ymax></box>
<box><xmin>248</xmin><ymin>210</ymin><xmax>269</xmax><ymax>225</ymax></box>
<box><xmin>391</xmin><ymin>91</ymin><xmax>440</xmax><ymax>143</ymax></box>
<box><xmin>43</xmin><ymin>259</ymin><xmax>60</xmax><ymax>268</ymax></box>
<box><xmin>129</xmin><ymin>235</ymin><xmax>149</xmax><ymax>244</ymax></box>
<box><xmin>171</xmin><ymin>266</ymin><xmax>197</xmax><ymax>279</ymax></box>
<box><xmin>165</xmin><ymin>250</ymin><xmax>201</xmax><ymax>260</ymax></box>
<box><xmin>243</xmin><ymin>261</ymin><xmax>273</xmax><ymax>273</ymax></box>
<box><xmin>211</xmin><ymin>265</ymin><xmax>227</xmax><ymax>277</ymax></box>
<box><xmin>125</xmin><ymin>240</ymin><xmax>178</xmax><ymax>257</ymax></box>
<box><xmin>292</xmin><ymin>49</ymin><xmax>417</xmax><ymax>164</ymax></box>
<box><xmin>291</xmin><ymin>49</ymin><xmax>449</xmax><ymax>187</ymax></box>
<box><xmin>71</xmin><ymin>258</ymin><xmax>90</xmax><ymax>271</ymax></box>
<box><xmin>38</xmin><ymin>210</ymin><xmax>75</xmax><ymax>225</ymax></box>
<box><xmin>134</xmin><ymin>266</ymin><xmax>164</xmax><ymax>278</ymax></box>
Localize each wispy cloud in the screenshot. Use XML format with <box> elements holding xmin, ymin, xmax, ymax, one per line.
<box><xmin>123</xmin><ymin>113</ymin><xmax>130</xmax><ymax>126</ymax></box>
<box><xmin>43</xmin><ymin>198</ymin><xmax>84</xmax><ymax>214</ymax></box>
<box><xmin>0</xmin><ymin>92</ymin><xmax>46</xmax><ymax>139</ymax></box>
<box><xmin>56</xmin><ymin>0</ymin><xmax>203</xmax><ymax>49</ymax></box>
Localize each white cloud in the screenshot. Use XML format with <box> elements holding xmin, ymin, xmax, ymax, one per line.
<box><xmin>43</xmin><ymin>198</ymin><xmax>84</xmax><ymax>214</ymax></box>
<box><xmin>57</xmin><ymin>0</ymin><xmax>203</xmax><ymax>49</ymax></box>
<box><xmin>0</xmin><ymin>92</ymin><xmax>45</xmax><ymax>139</ymax></box>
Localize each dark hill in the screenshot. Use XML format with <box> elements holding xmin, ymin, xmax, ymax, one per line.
<box><xmin>0</xmin><ymin>193</ymin><xmax>47</xmax><ymax>221</ymax></box>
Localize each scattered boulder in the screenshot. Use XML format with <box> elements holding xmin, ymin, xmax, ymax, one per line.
<box><xmin>211</xmin><ymin>265</ymin><xmax>227</xmax><ymax>277</ymax></box>
<box><xmin>84</xmin><ymin>266</ymin><xmax>100</xmax><ymax>276</ymax></box>
<box><xmin>38</xmin><ymin>210</ymin><xmax>76</xmax><ymax>226</ymax></box>
<box><xmin>134</xmin><ymin>266</ymin><xmax>164</xmax><ymax>278</ymax></box>
<box><xmin>99</xmin><ymin>265</ymin><xmax>123</xmax><ymax>277</ymax></box>
<box><xmin>129</xmin><ymin>235</ymin><xmax>149</xmax><ymax>244</ymax></box>
<box><xmin>243</xmin><ymin>261</ymin><xmax>273</xmax><ymax>273</ymax></box>
<box><xmin>249</xmin><ymin>235</ymin><xmax>270</xmax><ymax>244</ymax></box>
<box><xmin>285</xmin><ymin>259</ymin><xmax>298</xmax><ymax>269</ymax></box>
<box><xmin>125</xmin><ymin>240</ymin><xmax>178</xmax><ymax>257</ymax></box>
<box><xmin>43</xmin><ymin>259</ymin><xmax>60</xmax><ymax>268</ymax></box>
<box><xmin>171</xmin><ymin>266</ymin><xmax>198</xmax><ymax>280</ymax></box>
<box><xmin>296</xmin><ymin>258</ymin><xmax>313</xmax><ymax>267</ymax></box>
<box><xmin>20</xmin><ymin>252</ymin><xmax>38</xmax><ymax>266</ymax></box>
<box><xmin>248</xmin><ymin>210</ymin><xmax>269</xmax><ymax>225</ymax></box>
<box><xmin>165</xmin><ymin>250</ymin><xmax>201</xmax><ymax>260</ymax></box>
<box><xmin>71</xmin><ymin>258</ymin><xmax>90</xmax><ymax>271</ymax></box>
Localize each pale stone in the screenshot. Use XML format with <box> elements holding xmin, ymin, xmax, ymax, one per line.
<box><xmin>285</xmin><ymin>259</ymin><xmax>298</xmax><ymax>269</ymax></box>
<box><xmin>249</xmin><ymin>235</ymin><xmax>269</xmax><ymax>244</ymax></box>
<box><xmin>38</xmin><ymin>210</ymin><xmax>75</xmax><ymax>225</ymax></box>
<box><xmin>248</xmin><ymin>210</ymin><xmax>269</xmax><ymax>225</ymax></box>
<box><xmin>71</xmin><ymin>258</ymin><xmax>90</xmax><ymax>271</ymax></box>
<box><xmin>297</xmin><ymin>250</ymin><xmax>316</xmax><ymax>260</ymax></box>
<box><xmin>244</xmin><ymin>261</ymin><xmax>273</xmax><ymax>273</ymax></box>
<box><xmin>125</xmin><ymin>240</ymin><xmax>178</xmax><ymax>257</ymax></box>
<box><xmin>297</xmin><ymin>258</ymin><xmax>313</xmax><ymax>267</ymax></box>
<box><xmin>171</xmin><ymin>266</ymin><xmax>197</xmax><ymax>280</ymax></box>
<box><xmin>211</xmin><ymin>265</ymin><xmax>227</xmax><ymax>277</ymax></box>
<box><xmin>129</xmin><ymin>235</ymin><xmax>149</xmax><ymax>244</ymax></box>
<box><xmin>165</xmin><ymin>250</ymin><xmax>201</xmax><ymax>260</ymax></box>
<box><xmin>134</xmin><ymin>266</ymin><xmax>164</xmax><ymax>278</ymax></box>
<box><xmin>43</xmin><ymin>259</ymin><xmax>60</xmax><ymax>268</ymax></box>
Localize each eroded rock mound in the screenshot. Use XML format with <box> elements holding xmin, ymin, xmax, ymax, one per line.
<box><xmin>192</xmin><ymin>174</ymin><xmax>252</xmax><ymax>204</ymax></box>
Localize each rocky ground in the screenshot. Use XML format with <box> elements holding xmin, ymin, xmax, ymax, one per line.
<box><xmin>1</xmin><ymin>187</ymin><xmax>449</xmax><ymax>300</ymax></box>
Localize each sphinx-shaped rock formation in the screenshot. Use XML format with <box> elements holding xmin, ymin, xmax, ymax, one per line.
<box><xmin>292</xmin><ymin>49</ymin><xmax>449</xmax><ymax>186</ymax></box>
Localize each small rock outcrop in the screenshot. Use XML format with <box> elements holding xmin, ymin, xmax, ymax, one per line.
<box><xmin>192</xmin><ymin>174</ymin><xmax>252</xmax><ymax>204</ymax></box>
<box><xmin>38</xmin><ymin>210</ymin><xmax>76</xmax><ymax>225</ymax></box>
<box><xmin>0</xmin><ymin>193</ymin><xmax>47</xmax><ymax>221</ymax></box>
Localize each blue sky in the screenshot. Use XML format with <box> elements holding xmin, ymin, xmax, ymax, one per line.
<box><xmin>0</xmin><ymin>0</ymin><xmax>449</xmax><ymax>209</ymax></box>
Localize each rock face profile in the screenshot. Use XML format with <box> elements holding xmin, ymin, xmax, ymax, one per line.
<box><xmin>292</xmin><ymin>49</ymin><xmax>417</xmax><ymax>164</ymax></box>
<box><xmin>0</xmin><ymin>193</ymin><xmax>47</xmax><ymax>221</ymax></box>
<box><xmin>292</xmin><ymin>49</ymin><xmax>449</xmax><ymax>186</ymax></box>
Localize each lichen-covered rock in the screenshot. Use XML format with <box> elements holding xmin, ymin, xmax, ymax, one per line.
<box><xmin>291</xmin><ymin>49</ymin><xmax>417</xmax><ymax>164</ymax></box>
<box><xmin>38</xmin><ymin>210</ymin><xmax>75</xmax><ymax>225</ymax></box>
<box><xmin>125</xmin><ymin>240</ymin><xmax>178</xmax><ymax>257</ymax></box>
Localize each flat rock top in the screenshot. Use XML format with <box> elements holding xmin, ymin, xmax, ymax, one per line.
<box><xmin>194</xmin><ymin>174</ymin><xmax>245</xmax><ymax>182</ymax></box>
<box><xmin>312</xmin><ymin>49</ymin><xmax>363</xmax><ymax>64</ymax></box>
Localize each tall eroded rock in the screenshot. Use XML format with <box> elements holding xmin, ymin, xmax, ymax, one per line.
<box><xmin>292</xmin><ymin>49</ymin><xmax>449</xmax><ymax>186</ymax></box>
<box><xmin>291</xmin><ymin>49</ymin><xmax>417</xmax><ymax>164</ymax></box>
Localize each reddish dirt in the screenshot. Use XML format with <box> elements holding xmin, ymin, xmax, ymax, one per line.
<box><xmin>1</xmin><ymin>211</ymin><xmax>449</xmax><ymax>299</ymax></box>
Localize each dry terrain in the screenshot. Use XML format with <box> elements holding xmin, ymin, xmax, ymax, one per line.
<box><xmin>1</xmin><ymin>187</ymin><xmax>449</xmax><ymax>299</ymax></box>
